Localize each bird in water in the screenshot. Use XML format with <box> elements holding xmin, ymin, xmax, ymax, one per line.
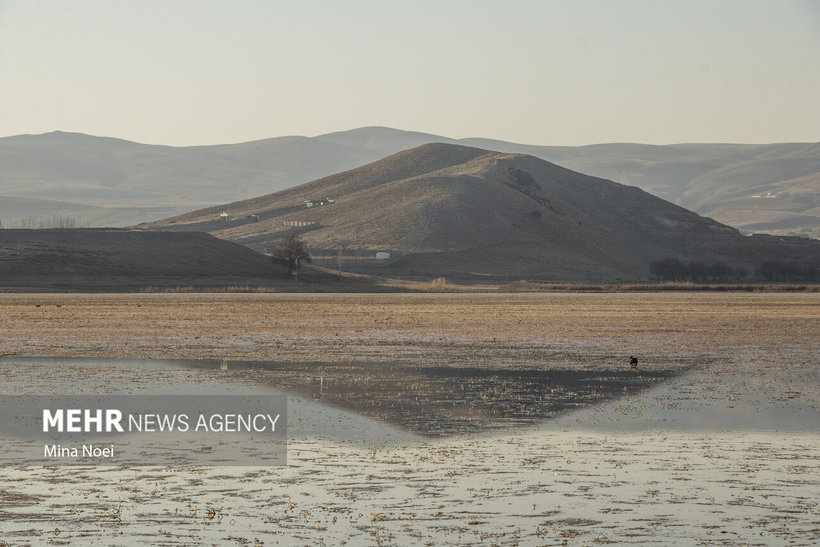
<box><xmin>629</xmin><ymin>356</ymin><xmax>638</xmax><ymax>369</ymax></box>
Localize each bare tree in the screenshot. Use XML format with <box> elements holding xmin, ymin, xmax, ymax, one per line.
<box><xmin>272</xmin><ymin>230</ymin><xmax>311</xmax><ymax>280</ymax></box>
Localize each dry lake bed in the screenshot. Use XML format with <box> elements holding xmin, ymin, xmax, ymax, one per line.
<box><xmin>0</xmin><ymin>292</ymin><xmax>818</xmax><ymax>545</ymax></box>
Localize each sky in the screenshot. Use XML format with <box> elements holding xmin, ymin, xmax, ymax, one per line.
<box><xmin>1</xmin><ymin>0</ymin><xmax>819</xmax><ymax>146</ymax></box>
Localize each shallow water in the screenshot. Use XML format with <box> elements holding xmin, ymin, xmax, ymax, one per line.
<box><xmin>0</xmin><ymin>349</ymin><xmax>818</xmax><ymax>545</ymax></box>
<box><xmin>213</xmin><ymin>360</ymin><xmax>694</xmax><ymax>436</ymax></box>
<box><xmin>2</xmin><ymin>354</ymin><xmax>817</xmax><ymax>443</ymax></box>
<box><xmin>0</xmin><ymin>355</ymin><xmax>694</xmax><ymax>437</ymax></box>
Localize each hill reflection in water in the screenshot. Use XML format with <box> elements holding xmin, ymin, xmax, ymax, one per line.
<box><xmin>188</xmin><ymin>360</ymin><xmax>692</xmax><ymax>437</ymax></box>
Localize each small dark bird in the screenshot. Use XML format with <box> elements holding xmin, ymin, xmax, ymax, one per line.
<box><xmin>629</xmin><ymin>356</ymin><xmax>639</xmax><ymax>369</ymax></box>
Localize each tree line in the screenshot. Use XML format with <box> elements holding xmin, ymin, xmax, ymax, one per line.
<box><xmin>758</xmin><ymin>260</ymin><xmax>818</xmax><ymax>282</ymax></box>
<box><xmin>649</xmin><ymin>257</ymin><xmax>746</xmax><ymax>282</ymax></box>
<box><xmin>650</xmin><ymin>257</ymin><xmax>818</xmax><ymax>282</ymax></box>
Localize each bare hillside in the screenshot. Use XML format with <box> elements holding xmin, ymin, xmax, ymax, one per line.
<box><xmin>148</xmin><ymin>143</ymin><xmax>820</xmax><ymax>282</ymax></box>
<box><xmin>0</xmin><ymin>229</ymin><xmax>289</xmax><ymax>290</ymax></box>
<box><xmin>2</xmin><ymin>128</ymin><xmax>818</xmax><ymax>237</ymax></box>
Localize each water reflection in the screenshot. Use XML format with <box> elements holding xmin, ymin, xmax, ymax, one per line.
<box><xmin>2</xmin><ymin>356</ymin><xmax>691</xmax><ymax>437</ymax></box>
<box><xmin>188</xmin><ymin>360</ymin><xmax>690</xmax><ymax>437</ymax></box>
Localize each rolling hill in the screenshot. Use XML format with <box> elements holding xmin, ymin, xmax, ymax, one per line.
<box><xmin>147</xmin><ymin>143</ymin><xmax>820</xmax><ymax>282</ymax></box>
<box><xmin>0</xmin><ymin>130</ymin><xmax>381</xmax><ymax>226</ymax></box>
<box><xmin>0</xmin><ymin>229</ymin><xmax>292</xmax><ymax>290</ymax></box>
<box><xmin>1</xmin><ymin>128</ymin><xmax>818</xmax><ymax>238</ymax></box>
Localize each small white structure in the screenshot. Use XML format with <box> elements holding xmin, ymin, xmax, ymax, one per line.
<box><xmin>304</xmin><ymin>197</ymin><xmax>335</xmax><ymax>208</ymax></box>
<box><xmin>219</xmin><ymin>211</ymin><xmax>231</xmax><ymax>222</ymax></box>
<box><xmin>376</xmin><ymin>252</ymin><xmax>390</xmax><ymax>260</ymax></box>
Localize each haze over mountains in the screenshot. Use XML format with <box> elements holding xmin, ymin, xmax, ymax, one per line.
<box><xmin>1</xmin><ymin>127</ymin><xmax>818</xmax><ymax>238</ymax></box>
<box><xmin>148</xmin><ymin>143</ymin><xmax>820</xmax><ymax>282</ymax></box>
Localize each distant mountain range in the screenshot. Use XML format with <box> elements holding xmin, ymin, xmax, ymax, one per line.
<box><xmin>1</xmin><ymin>127</ymin><xmax>818</xmax><ymax>238</ymax></box>
<box><xmin>147</xmin><ymin>143</ymin><xmax>820</xmax><ymax>282</ymax></box>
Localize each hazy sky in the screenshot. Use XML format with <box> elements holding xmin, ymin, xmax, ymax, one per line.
<box><xmin>1</xmin><ymin>0</ymin><xmax>818</xmax><ymax>146</ymax></box>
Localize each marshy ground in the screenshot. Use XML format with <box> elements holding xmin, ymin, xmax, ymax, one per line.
<box><xmin>0</xmin><ymin>293</ymin><xmax>817</xmax><ymax>544</ymax></box>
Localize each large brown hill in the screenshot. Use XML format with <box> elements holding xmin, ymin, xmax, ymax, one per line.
<box><xmin>148</xmin><ymin>143</ymin><xmax>820</xmax><ymax>282</ymax></box>
<box><xmin>3</xmin><ymin>128</ymin><xmax>819</xmax><ymax>237</ymax></box>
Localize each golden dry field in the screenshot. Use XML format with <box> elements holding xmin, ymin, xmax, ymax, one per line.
<box><xmin>1</xmin><ymin>292</ymin><xmax>817</xmax><ymax>365</ymax></box>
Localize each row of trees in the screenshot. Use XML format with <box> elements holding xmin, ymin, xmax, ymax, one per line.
<box><xmin>649</xmin><ymin>258</ymin><xmax>746</xmax><ymax>282</ymax></box>
<box><xmin>650</xmin><ymin>257</ymin><xmax>819</xmax><ymax>282</ymax></box>
<box><xmin>759</xmin><ymin>260</ymin><xmax>818</xmax><ymax>282</ymax></box>
<box><xmin>275</xmin><ymin>235</ymin><xmax>820</xmax><ymax>284</ymax></box>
